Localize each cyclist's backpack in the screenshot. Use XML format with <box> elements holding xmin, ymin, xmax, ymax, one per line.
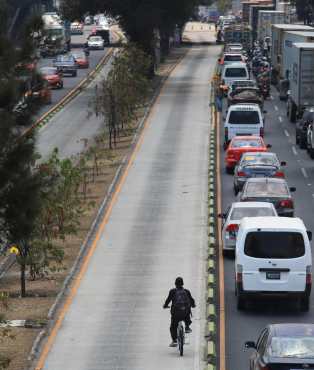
<box><xmin>173</xmin><ymin>289</ymin><xmax>191</xmax><ymax>318</ymax></box>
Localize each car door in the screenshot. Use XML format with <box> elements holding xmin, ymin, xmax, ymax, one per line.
<box><xmin>221</xmin><ymin>206</ymin><xmax>231</xmax><ymax>245</ymax></box>
<box><xmin>250</xmin><ymin>328</ymin><xmax>269</xmax><ymax>370</ymax></box>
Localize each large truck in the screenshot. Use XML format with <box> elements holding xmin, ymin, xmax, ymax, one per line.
<box><xmin>287</xmin><ymin>43</ymin><xmax>314</xmax><ymax>122</ymax></box>
<box><xmin>257</xmin><ymin>11</ymin><xmax>285</xmax><ymax>44</ymax></box>
<box><xmin>223</xmin><ymin>24</ymin><xmax>252</xmax><ymax>49</ymax></box>
<box><xmin>271</xmin><ymin>24</ymin><xmax>313</xmax><ymax>78</ymax></box>
<box><xmin>242</xmin><ymin>0</ymin><xmax>273</xmax><ymax>23</ymax></box>
<box><xmin>282</xmin><ymin>31</ymin><xmax>314</xmax><ymax>81</ymax></box>
<box><xmin>249</xmin><ymin>4</ymin><xmax>274</xmax><ymax>41</ymax></box>
<box><xmin>41</xmin><ymin>12</ymin><xmax>71</xmax><ymax>57</ymax></box>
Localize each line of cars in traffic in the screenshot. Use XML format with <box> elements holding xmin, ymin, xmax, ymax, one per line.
<box><xmin>217</xmin><ymin>42</ymin><xmax>313</xmax><ymax>315</ymax></box>
<box><xmin>217</xmin><ymin>39</ymin><xmax>314</xmax><ymax>370</ymax></box>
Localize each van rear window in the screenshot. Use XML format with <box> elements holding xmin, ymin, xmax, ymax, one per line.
<box><xmin>229</xmin><ymin>111</ymin><xmax>260</xmax><ymax>124</ymax></box>
<box><xmin>225</xmin><ymin>68</ymin><xmax>247</xmax><ymax>77</ymax></box>
<box><xmin>224</xmin><ymin>55</ymin><xmax>242</xmax><ymax>62</ymax></box>
<box><xmin>244</xmin><ymin>232</ymin><xmax>305</xmax><ymax>259</ymax></box>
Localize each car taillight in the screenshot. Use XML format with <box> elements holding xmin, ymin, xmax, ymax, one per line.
<box><xmin>260</xmin><ymin>127</ymin><xmax>264</xmax><ymax>137</ymax></box>
<box><xmin>226</xmin><ymin>223</ymin><xmax>239</xmax><ymax>240</ymax></box>
<box><xmin>236</xmin><ymin>264</ymin><xmax>243</xmax><ymax>283</ymax></box>
<box><xmin>237</xmin><ymin>171</ymin><xmax>246</xmax><ymax>177</ymax></box>
<box><xmin>274</xmin><ymin>171</ymin><xmax>285</xmax><ymax>178</ymax></box>
<box><xmin>228</xmin><ymin>151</ymin><xmax>235</xmax><ymax>158</ymax></box>
<box><xmin>306</xmin><ymin>266</ymin><xmax>312</xmax><ymax>285</ymax></box>
<box><xmin>279</xmin><ymin>199</ymin><xmax>293</xmax><ymax>208</ymax></box>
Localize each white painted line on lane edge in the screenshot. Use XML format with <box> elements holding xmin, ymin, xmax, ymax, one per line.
<box><xmin>292</xmin><ymin>146</ymin><xmax>298</xmax><ymax>156</ymax></box>
<box><xmin>271</xmin><ymin>95</ymin><xmax>274</xmax><ymax>100</ymax></box>
<box><xmin>301</xmin><ymin>168</ymin><xmax>308</xmax><ymax>178</ymax></box>
<box><xmin>278</xmin><ymin>116</ymin><xmax>283</xmax><ymax>122</ymax></box>
<box><xmin>284</xmin><ymin>129</ymin><xmax>290</xmax><ymax>137</ymax></box>
<box><xmin>275</xmin><ymin>105</ymin><xmax>278</xmax><ymax>111</ymax></box>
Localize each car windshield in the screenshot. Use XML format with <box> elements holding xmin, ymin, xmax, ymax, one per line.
<box><xmin>72</xmin><ymin>52</ymin><xmax>85</xmax><ymax>59</ymax></box>
<box><xmin>224</xmin><ymin>55</ymin><xmax>242</xmax><ymax>62</ymax></box>
<box><xmin>245</xmin><ymin>181</ymin><xmax>288</xmax><ymax>196</ymax></box>
<box><xmin>230</xmin><ymin>207</ymin><xmax>275</xmax><ymax>220</ymax></box>
<box><xmin>90</xmin><ymin>36</ymin><xmax>102</xmax><ymax>41</ymax></box>
<box><xmin>41</xmin><ymin>67</ymin><xmax>57</xmax><ymax>75</ymax></box>
<box><xmin>228</xmin><ymin>110</ymin><xmax>260</xmax><ymax>124</ymax></box>
<box><xmin>244</xmin><ymin>232</ymin><xmax>305</xmax><ymax>259</ymax></box>
<box><xmin>225</xmin><ymin>67</ymin><xmax>247</xmax><ymax>77</ymax></box>
<box><xmin>232</xmin><ymin>139</ymin><xmax>262</xmax><ymax>148</ymax></box>
<box><xmin>57</xmin><ymin>55</ymin><xmax>72</xmax><ymax>62</ymax></box>
<box><xmin>269</xmin><ymin>337</ymin><xmax>314</xmax><ymax>358</ymax></box>
<box><xmin>241</xmin><ymin>155</ymin><xmax>278</xmax><ymax>167</ymax></box>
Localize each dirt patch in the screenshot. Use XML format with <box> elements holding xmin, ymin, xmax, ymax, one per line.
<box><xmin>0</xmin><ymin>46</ymin><xmax>189</xmax><ymax>370</ymax></box>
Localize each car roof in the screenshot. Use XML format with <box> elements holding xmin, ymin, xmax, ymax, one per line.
<box><xmin>240</xmin><ymin>216</ymin><xmax>305</xmax><ymax>230</ymax></box>
<box><xmin>246</xmin><ymin>177</ymin><xmax>287</xmax><ymax>184</ymax></box>
<box><xmin>231</xmin><ymin>136</ymin><xmax>262</xmax><ymax>141</ymax></box>
<box><xmin>224</xmin><ymin>53</ymin><xmax>242</xmax><ymax>56</ymax></box>
<box><xmin>240</xmin><ymin>151</ymin><xmax>276</xmax><ymax>157</ymax></box>
<box><xmin>228</xmin><ymin>104</ymin><xmax>261</xmax><ymax>111</ymax></box>
<box><xmin>223</xmin><ymin>62</ymin><xmax>247</xmax><ymax>68</ymax></box>
<box><xmin>271</xmin><ymin>324</ymin><xmax>314</xmax><ymax>337</ymax></box>
<box><xmin>231</xmin><ymin>201</ymin><xmax>275</xmax><ymax>209</ymax></box>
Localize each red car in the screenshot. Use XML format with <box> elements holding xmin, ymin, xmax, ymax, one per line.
<box><xmin>71</xmin><ymin>51</ymin><xmax>89</xmax><ymax>69</ymax></box>
<box><xmin>40</xmin><ymin>67</ymin><xmax>63</xmax><ymax>89</ymax></box>
<box><xmin>225</xmin><ymin>136</ymin><xmax>271</xmax><ymax>174</ymax></box>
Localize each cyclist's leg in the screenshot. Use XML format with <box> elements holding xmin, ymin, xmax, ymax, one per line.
<box><xmin>184</xmin><ymin>310</ymin><xmax>192</xmax><ymax>330</ymax></box>
<box><xmin>170</xmin><ymin>314</ymin><xmax>180</xmax><ymax>341</ymax></box>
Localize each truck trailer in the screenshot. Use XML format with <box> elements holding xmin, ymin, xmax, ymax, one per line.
<box><xmin>257</xmin><ymin>10</ymin><xmax>285</xmax><ymax>44</ymax></box>
<box><xmin>271</xmin><ymin>24</ymin><xmax>313</xmax><ymax>78</ymax></box>
<box><xmin>287</xmin><ymin>43</ymin><xmax>314</xmax><ymax>122</ymax></box>
<box><xmin>249</xmin><ymin>4</ymin><xmax>274</xmax><ymax>41</ymax></box>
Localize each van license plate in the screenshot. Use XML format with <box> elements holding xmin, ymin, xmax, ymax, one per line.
<box><xmin>266</xmin><ymin>272</ymin><xmax>280</xmax><ymax>280</ymax></box>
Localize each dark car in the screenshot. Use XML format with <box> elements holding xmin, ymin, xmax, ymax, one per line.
<box><xmin>239</xmin><ymin>178</ymin><xmax>296</xmax><ymax>217</ymax></box>
<box><xmin>228</xmin><ymin>87</ymin><xmax>264</xmax><ymax>108</ymax></box>
<box><xmin>245</xmin><ymin>324</ymin><xmax>314</xmax><ymax>370</ymax></box>
<box><xmin>234</xmin><ymin>152</ymin><xmax>286</xmax><ymax>195</ymax></box>
<box><xmin>296</xmin><ymin>107</ymin><xmax>314</xmax><ymax>149</ymax></box>
<box><xmin>53</xmin><ymin>55</ymin><xmax>78</xmax><ymax>77</ymax></box>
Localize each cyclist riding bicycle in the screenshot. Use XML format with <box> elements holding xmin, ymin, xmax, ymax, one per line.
<box><xmin>163</xmin><ymin>277</ymin><xmax>196</xmax><ymax>347</ymax></box>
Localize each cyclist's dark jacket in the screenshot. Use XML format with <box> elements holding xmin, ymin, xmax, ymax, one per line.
<box><xmin>164</xmin><ymin>287</ymin><xmax>195</xmax><ymax>315</ymax></box>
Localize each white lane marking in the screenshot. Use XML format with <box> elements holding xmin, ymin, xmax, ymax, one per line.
<box><xmin>301</xmin><ymin>167</ymin><xmax>308</xmax><ymax>178</ymax></box>
<box><xmin>292</xmin><ymin>146</ymin><xmax>298</xmax><ymax>156</ymax></box>
<box><xmin>284</xmin><ymin>129</ymin><xmax>290</xmax><ymax>137</ymax></box>
<box><xmin>278</xmin><ymin>116</ymin><xmax>283</xmax><ymax>122</ymax></box>
<box><xmin>271</xmin><ymin>95</ymin><xmax>274</xmax><ymax>100</ymax></box>
<box><xmin>274</xmin><ymin>105</ymin><xmax>278</xmax><ymax>111</ymax></box>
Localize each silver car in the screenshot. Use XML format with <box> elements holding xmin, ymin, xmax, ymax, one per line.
<box><xmin>218</xmin><ymin>202</ymin><xmax>277</xmax><ymax>256</ymax></box>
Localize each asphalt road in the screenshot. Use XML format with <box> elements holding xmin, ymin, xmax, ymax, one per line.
<box><xmin>220</xmin><ymin>88</ymin><xmax>314</xmax><ymax>370</ymax></box>
<box><xmin>38</xmin><ymin>34</ymin><xmax>221</xmax><ymax>370</ymax></box>
<box><xmin>36</xmin><ymin>25</ymin><xmax>112</xmax><ymax>118</ymax></box>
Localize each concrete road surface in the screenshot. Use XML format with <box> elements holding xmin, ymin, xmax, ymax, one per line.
<box><xmin>39</xmin><ymin>37</ymin><xmax>221</xmax><ymax>370</ymax></box>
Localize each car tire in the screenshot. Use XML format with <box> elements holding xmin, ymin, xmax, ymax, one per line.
<box><xmin>300</xmin><ymin>139</ymin><xmax>307</xmax><ymax>149</ymax></box>
<box><xmin>300</xmin><ymin>295</ymin><xmax>310</xmax><ymax>312</ymax></box>
<box><xmin>310</xmin><ymin>147</ymin><xmax>314</xmax><ymax>159</ymax></box>
<box><xmin>59</xmin><ymin>82</ymin><xmax>64</xmax><ymax>89</ymax></box>
<box><xmin>225</xmin><ymin>166</ymin><xmax>233</xmax><ymax>175</ymax></box>
<box><xmin>237</xmin><ymin>294</ymin><xmax>246</xmax><ymax>310</ymax></box>
<box><xmin>233</xmin><ymin>185</ymin><xmax>239</xmax><ymax>196</ymax></box>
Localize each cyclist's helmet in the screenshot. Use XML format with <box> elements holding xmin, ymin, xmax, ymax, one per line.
<box><xmin>175</xmin><ymin>277</ymin><xmax>184</xmax><ymax>287</ymax></box>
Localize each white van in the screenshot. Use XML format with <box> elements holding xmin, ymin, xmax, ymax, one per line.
<box><xmin>235</xmin><ymin>217</ymin><xmax>312</xmax><ymax>311</ymax></box>
<box><xmin>221</xmin><ymin>62</ymin><xmax>249</xmax><ymax>88</ymax></box>
<box><xmin>224</xmin><ymin>104</ymin><xmax>264</xmax><ymax>144</ymax></box>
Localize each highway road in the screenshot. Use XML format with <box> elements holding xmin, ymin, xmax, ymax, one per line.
<box><xmin>36</xmin><ymin>29</ymin><xmax>221</xmax><ymax>369</ymax></box>
<box><xmin>220</xmin><ymin>88</ymin><xmax>314</xmax><ymax>370</ymax></box>
<box><xmin>36</xmin><ymin>25</ymin><xmax>112</xmax><ymax>118</ymax></box>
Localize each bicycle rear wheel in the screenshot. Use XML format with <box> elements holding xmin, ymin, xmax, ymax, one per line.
<box><xmin>177</xmin><ymin>322</ymin><xmax>184</xmax><ymax>356</ymax></box>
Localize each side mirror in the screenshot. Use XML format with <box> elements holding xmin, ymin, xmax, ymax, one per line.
<box><xmin>307</xmin><ymin>231</ymin><xmax>312</xmax><ymax>241</ymax></box>
<box><xmin>280</xmin><ymin>161</ymin><xmax>287</xmax><ymax>166</ymax></box>
<box><xmin>245</xmin><ymin>341</ymin><xmax>256</xmax><ymax>349</ymax></box>
<box><xmin>218</xmin><ymin>213</ymin><xmax>225</xmax><ymax>219</ymax></box>
<box><xmin>289</xmin><ymin>187</ymin><xmax>296</xmax><ymax>192</ymax></box>
<box><xmin>266</xmin><ymin>144</ymin><xmax>272</xmax><ymax>149</ymax></box>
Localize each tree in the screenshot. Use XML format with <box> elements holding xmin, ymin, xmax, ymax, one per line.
<box><xmin>0</xmin><ymin>3</ymin><xmax>44</xmax><ymax>297</ymax></box>
<box><xmin>93</xmin><ymin>44</ymin><xmax>151</xmax><ymax>148</ymax></box>
<box><xmin>59</xmin><ymin>0</ymin><xmax>199</xmax><ymax>69</ymax></box>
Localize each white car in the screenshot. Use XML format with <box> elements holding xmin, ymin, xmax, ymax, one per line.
<box><xmin>219</xmin><ymin>202</ymin><xmax>277</xmax><ymax>256</ymax></box>
<box><xmin>87</xmin><ymin>36</ymin><xmax>105</xmax><ymax>50</ymax></box>
<box><xmin>221</xmin><ymin>62</ymin><xmax>249</xmax><ymax>88</ymax></box>
<box><xmin>221</xmin><ymin>53</ymin><xmax>245</xmax><ymax>66</ymax></box>
<box><xmin>235</xmin><ymin>217</ymin><xmax>312</xmax><ymax>311</ymax></box>
<box><xmin>224</xmin><ymin>103</ymin><xmax>265</xmax><ymax>145</ymax></box>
